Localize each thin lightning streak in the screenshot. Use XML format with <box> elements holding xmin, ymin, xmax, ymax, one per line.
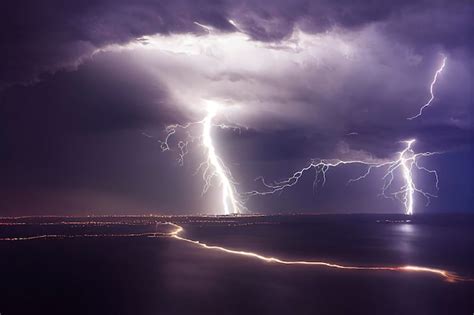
<box><xmin>150</xmin><ymin>101</ymin><xmax>245</xmax><ymax>215</ymax></box>
<box><xmin>248</xmin><ymin>159</ymin><xmax>383</xmax><ymax>196</ymax></box>
<box><xmin>156</xmin><ymin>121</ymin><xmax>202</xmax><ymax>166</ymax></box>
<box><xmin>247</xmin><ymin>139</ymin><xmax>440</xmax><ymax>215</ymax></box>
<box><xmin>407</xmin><ymin>56</ymin><xmax>447</xmax><ymax>120</ymax></box>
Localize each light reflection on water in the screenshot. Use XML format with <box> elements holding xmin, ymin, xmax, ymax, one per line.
<box><xmin>397</xmin><ymin>223</ymin><xmax>415</xmax><ymax>234</ymax></box>
<box><xmin>392</xmin><ymin>223</ymin><xmax>416</xmax><ymax>257</ymax></box>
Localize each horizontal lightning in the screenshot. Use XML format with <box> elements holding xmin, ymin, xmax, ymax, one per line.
<box><xmin>247</xmin><ymin>140</ymin><xmax>440</xmax><ymax>215</ymax></box>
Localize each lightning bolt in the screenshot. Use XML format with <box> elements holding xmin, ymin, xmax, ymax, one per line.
<box><xmin>407</xmin><ymin>56</ymin><xmax>447</xmax><ymax>120</ymax></box>
<box><xmin>247</xmin><ymin>139</ymin><xmax>440</xmax><ymax>215</ymax></box>
<box><xmin>376</xmin><ymin>139</ymin><xmax>440</xmax><ymax>215</ymax></box>
<box><xmin>200</xmin><ymin>102</ymin><xmax>245</xmax><ymax>215</ymax></box>
<box><xmin>151</xmin><ymin>101</ymin><xmax>245</xmax><ymax>215</ymax></box>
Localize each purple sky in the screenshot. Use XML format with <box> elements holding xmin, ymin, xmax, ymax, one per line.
<box><xmin>0</xmin><ymin>0</ymin><xmax>472</xmax><ymax>215</ymax></box>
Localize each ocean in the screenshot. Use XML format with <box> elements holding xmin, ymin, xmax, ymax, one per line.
<box><xmin>0</xmin><ymin>214</ymin><xmax>473</xmax><ymax>315</ymax></box>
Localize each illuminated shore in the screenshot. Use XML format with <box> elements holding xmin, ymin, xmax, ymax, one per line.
<box><xmin>1</xmin><ymin>216</ymin><xmax>471</xmax><ymax>283</ymax></box>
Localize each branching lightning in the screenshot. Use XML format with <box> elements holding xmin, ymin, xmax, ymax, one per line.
<box><xmin>247</xmin><ymin>139</ymin><xmax>440</xmax><ymax>215</ymax></box>
<box><xmin>199</xmin><ymin>102</ymin><xmax>245</xmax><ymax>215</ymax></box>
<box><xmin>151</xmin><ymin>101</ymin><xmax>245</xmax><ymax>215</ymax></box>
<box><xmin>407</xmin><ymin>56</ymin><xmax>447</xmax><ymax>120</ymax></box>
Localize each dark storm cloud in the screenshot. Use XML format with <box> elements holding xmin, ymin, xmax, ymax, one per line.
<box><xmin>0</xmin><ymin>53</ymin><xmax>204</xmax><ymax>215</ymax></box>
<box><xmin>0</xmin><ymin>0</ymin><xmax>234</xmax><ymax>88</ymax></box>
<box><xmin>1</xmin><ymin>0</ymin><xmax>471</xmax><ymax>88</ymax></box>
<box><xmin>382</xmin><ymin>1</ymin><xmax>473</xmax><ymax>51</ymax></box>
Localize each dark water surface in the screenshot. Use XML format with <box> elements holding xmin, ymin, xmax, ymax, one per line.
<box><xmin>0</xmin><ymin>214</ymin><xmax>473</xmax><ymax>315</ymax></box>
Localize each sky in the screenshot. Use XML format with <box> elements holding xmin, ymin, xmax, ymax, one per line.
<box><xmin>0</xmin><ymin>0</ymin><xmax>472</xmax><ymax>216</ymax></box>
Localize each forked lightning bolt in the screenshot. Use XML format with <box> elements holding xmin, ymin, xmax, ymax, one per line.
<box><xmin>199</xmin><ymin>103</ymin><xmax>245</xmax><ymax>215</ymax></box>
<box><xmin>247</xmin><ymin>139</ymin><xmax>440</xmax><ymax>215</ymax></box>
<box><xmin>407</xmin><ymin>56</ymin><xmax>447</xmax><ymax>120</ymax></box>
<box><xmin>150</xmin><ymin>101</ymin><xmax>245</xmax><ymax>215</ymax></box>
